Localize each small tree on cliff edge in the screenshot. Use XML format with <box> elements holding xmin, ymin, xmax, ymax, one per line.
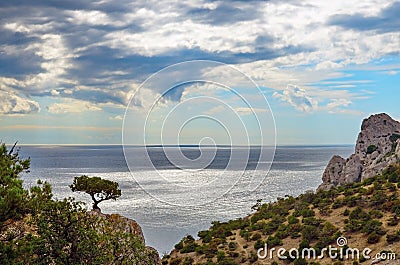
<box><xmin>70</xmin><ymin>175</ymin><xmax>121</xmax><ymax>211</ymax></box>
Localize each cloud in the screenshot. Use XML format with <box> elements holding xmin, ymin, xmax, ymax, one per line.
<box><xmin>0</xmin><ymin>90</ymin><xmax>40</xmax><ymax>114</ymax></box>
<box><xmin>109</xmin><ymin>115</ymin><xmax>123</xmax><ymax>120</ymax></box>
<box><xmin>273</xmin><ymin>85</ymin><xmax>318</xmax><ymax>113</ymax></box>
<box><xmin>187</xmin><ymin>2</ymin><xmax>261</xmax><ymax>25</ymax></box>
<box><xmin>46</xmin><ymin>98</ymin><xmax>101</xmax><ymax>114</ymax></box>
<box><xmin>328</xmin><ymin>2</ymin><xmax>400</xmax><ymax>33</ymax></box>
<box><xmin>384</xmin><ymin>70</ymin><xmax>398</xmax><ymax>75</ymax></box>
<box><xmin>0</xmin><ymin>0</ymin><xmax>399</xmax><ymax>118</ymax></box>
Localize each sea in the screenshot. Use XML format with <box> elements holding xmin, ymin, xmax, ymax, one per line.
<box><xmin>18</xmin><ymin>145</ymin><xmax>353</xmax><ymax>255</ymax></box>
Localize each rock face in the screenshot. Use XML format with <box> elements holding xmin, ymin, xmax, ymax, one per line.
<box><xmin>89</xmin><ymin>210</ymin><xmax>161</xmax><ymax>265</ymax></box>
<box><xmin>318</xmin><ymin>113</ymin><xmax>400</xmax><ymax>190</ymax></box>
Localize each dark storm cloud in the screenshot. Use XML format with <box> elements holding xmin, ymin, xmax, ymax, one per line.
<box><xmin>328</xmin><ymin>1</ymin><xmax>400</xmax><ymax>33</ymax></box>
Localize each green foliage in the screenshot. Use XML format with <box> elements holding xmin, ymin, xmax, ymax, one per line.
<box><xmin>179</xmin><ymin>235</ymin><xmax>199</xmax><ymax>254</ymax></box>
<box><xmin>182</xmin><ymin>257</ymin><xmax>194</xmax><ymax>265</ymax></box>
<box><xmin>288</xmin><ymin>215</ymin><xmax>299</xmax><ymax>224</ymax></box>
<box><xmin>266</xmin><ymin>235</ymin><xmax>282</xmax><ymax>247</ymax></box>
<box><xmin>165</xmin><ymin>161</ymin><xmax>400</xmax><ymax>265</ymax></box>
<box><xmin>302</xmin><ymin>225</ymin><xmax>319</xmax><ymax>242</ymax></box>
<box><xmin>228</xmin><ymin>241</ymin><xmax>237</xmax><ymax>251</ymax></box>
<box><xmin>254</xmin><ymin>239</ymin><xmax>264</xmax><ymax>250</ymax></box>
<box><xmin>367</xmin><ymin>232</ymin><xmax>381</xmax><ymax>244</ymax></box>
<box><xmin>362</xmin><ymin>219</ymin><xmax>385</xmax><ymax>235</ymax></box>
<box><xmin>70</xmin><ymin>175</ymin><xmax>121</xmax><ymax>211</ymax></box>
<box><xmin>0</xmin><ymin>143</ymin><xmax>30</xmax><ymax>225</ymax></box>
<box><xmin>366</xmin><ymin>145</ymin><xmax>378</xmax><ymax>154</ymax></box>
<box><xmin>0</xmin><ymin>144</ymin><xmax>156</xmax><ymax>265</ymax></box>
<box><xmin>251</xmin><ymin>232</ymin><xmax>261</xmax><ymax>241</ymax></box>
<box><xmin>389</xmin><ymin>133</ymin><xmax>400</xmax><ymax>143</ymax></box>
<box><xmin>386</xmin><ymin>230</ymin><xmax>400</xmax><ymax>243</ymax></box>
<box><xmin>294</xmin><ymin>258</ymin><xmax>308</xmax><ymax>265</ymax></box>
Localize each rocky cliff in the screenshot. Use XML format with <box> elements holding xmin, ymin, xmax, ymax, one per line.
<box><xmin>89</xmin><ymin>210</ymin><xmax>161</xmax><ymax>265</ymax></box>
<box><xmin>318</xmin><ymin>113</ymin><xmax>400</xmax><ymax>190</ymax></box>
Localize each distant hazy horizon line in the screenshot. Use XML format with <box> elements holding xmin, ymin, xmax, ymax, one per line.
<box><xmin>13</xmin><ymin>143</ymin><xmax>355</xmax><ymax>148</ymax></box>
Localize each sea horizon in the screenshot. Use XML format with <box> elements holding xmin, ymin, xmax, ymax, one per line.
<box><xmin>17</xmin><ymin>144</ymin><xmax>354</xmax><ymax>254</ymax></box>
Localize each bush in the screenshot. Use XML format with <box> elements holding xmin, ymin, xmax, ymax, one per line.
<box><xmin>367</xmin><ymin>232</ymin><xmax>381</xmax><ymax>244</ymax></box>
<box><xmin>254</xmin><ymin>239</ymin><xmax>264</xmax><ymax>250</ymax></box>
<box><xmin>182</xmin><ymin>257</ymin><xmax>194</xmax><ymax>265</ymax></box>
<box><xmin>266</xmin><ymin>236</ymin><xmax>282</xmax><ymax>247</ymax></box>
<box><xmin>228</xmin><ymin>241</ymin><xmax>237</xmax><ymax>251</ymax></box>
<box><xmin>174</xmin><ymin>241</ymin><xmax>183</xmax><ymax>250</ymax></box>
<box><xmin>387</xmin><ymin>216</ymin><xmax>399</xmax><ymax>226</ymax></box>
<box><xmin>288</xmin><ymin>215</ymin><xmax>299</xmax><ymax>224</ymax></box>
<box><xmin>180</xmin><ymin>242</ymin><xmax>198</xmax><ymax>253</ymax></box>
<box><xmin>386</xmin><ymin>230</ymin><xmax>400</xmax><ymax>243</ymax></box>
<box><xmin>369</xmin><ymin>210</ymin><xmax>383</xmax><ymax>219</ymax></box>
<box><xmin>169</xmin><ymin>257</ymin><xmax>182</xmax><ymax>265</ymax></box>
<box><xmin>249</xmin><ymin>251</ymin><xmax>258</xmax><ymax>262</ymax></box>
<box><xmin>251</xmin><ymin>233</ymin><xmax>261</xmax><ymax>241</ymax></box>
<box><xmin>294</xmin><ymin>258</ymin><xmax>308</xmax><ymax>265</ymax></box>
<box><xmin>366</xmin><ymin>145</ymin><xmax>378</xmax><ymax>154</ymax></box>
<box><xmin>302</xmin><ymin>225</ymin><xmax>319</xmax><ymax>242</ymax></box>
<box><xmin>362</xmin><ymin>219</ymin><xmax>385</xmax><ymax>235</ymax></box>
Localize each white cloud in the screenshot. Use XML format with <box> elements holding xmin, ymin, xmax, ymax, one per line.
<box><xmin>273</xmin><ymin>85</ymin><xmax>318</xmax><ymax>113</ymax></box>
<box><xmin>109</xmin><ymin>115</ymin><xmax>123</xmax><ymax>120</ymax></box>
<box><xmin>46</xmin><ymin>99</ymin><xmax>101</xmax><ymax>114</ymax></box>
<box><xmin>50</xmin><ymin>89</ymin><xmax>60</xmax><ymax>96</ymax></box>
<box><xmin>325</xmin><ymin>98</ymin><xmax>352</xmax><ymax>109</ymax></box>
<box><xmin>0</xmin><ymin>91</ymin><xmax>40</xmax><ymax>115</ymax></box>
<box><xmin>235</xmin><ymin>107</ymin><xmax>267</xmax><ymax>115</ymax></box>
<box><xmin>384</xmin><ymin>70</ymin><xmax>398</xmax><ymax>75</ymax></box>
<box><xmin>66</xmin><ymin>10</ymin><xmax>113</xmax><ymax>26</ymax></box>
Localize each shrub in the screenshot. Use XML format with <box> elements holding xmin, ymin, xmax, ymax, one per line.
<box><xmin>369</xmin><ymin>210</ymin><xmax>383</xmax><ymax>219</ymax></box>
<box><xmin>294</xmin><ymin>258</ymin><xmax>308</xmax><ymax>265</ymax></box>
<box><xmin>367</xmin><ymin>232</ymin><xmax>381</xmax><ymax>244</ymax></box>
<box><xmin>302</xmin><ymin>217</ymin><xmax>322</xmax><ymax>226</ymax></box>
<box><xmin>254</xmin><ymin>239</ymin><xmax>264</xmax><ymax>250</ymax></box>
<box><xmin>366</xmin><ymin>145</ymin><xmax>378</xmax><ymax>154</ymax></box>
<box><xmin>182</xmin><ymin>257</ymin><xmax>194</xmax><ymax>265</ymax></box>
<box><xmin>302</xmin><ymin>225</ymin><xmax>319</xmax><ymax>242</ymax></box>
<box><xmin>174</xmin><ymin>241</ymin><xmax>183</xmax><ymax>250</ymax></box>
<box><xmin>169</xmin><ymin>257</ymin><xmax>182</xmax><ymax>265</ymax></box>
<box><xmin>343</xmin><ymin>209</ymin><xmax>350</xmax><ymax>216</ymax></box>
<box><xmin>362</xmin><ymin>219</ymin><xmax>385</xmax><ymax>235</ymax></box>
<box><xmin>386</xmin><ymin>233</ymin><xmax>400</xmax><ymax>244</ymax></box>
<box><xmin>387</xmin><ymin>216</ymin><xmax>399</xmax><ymax>226</ymax></box>
<box><xmin>180</xmin><ymin>242</ymin><xmax>198</xmax><ymax>253</ymax></box>
<box><xmin>288</xmin><ymin>215</ymin><xmax>299</xmax><ymax>224</ymax></box>
<box><xmin>249</xmin><ymin>251</ymin><xmax>258</xmax><ymax>262</ymax></box>
<box><xmin>228</xmin><ymin>241</ymin><xmax>237</xmax><ymax>251</ymax></box>
<box><xmin>266</xmin><ymin>236</ymin><xmax>282</xmax><ymax>247</ymax></box>
<box><xmin>251</xmin><ymin>233</ymin><xmax>261</xmax><ymax>241</ymax></box>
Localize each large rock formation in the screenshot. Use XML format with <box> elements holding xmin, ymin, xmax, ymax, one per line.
<box><xmin>318</xmin><ymin>113</ymin><xmax>400</xmax><ymax>190</ymax></box>
<box><xmin>89</xmin><ymin>210</ymin><xmax>161</xmax><ymax>265</ymax></box>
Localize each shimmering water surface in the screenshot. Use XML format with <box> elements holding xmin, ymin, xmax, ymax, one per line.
<box><xmin>19</xmin><ymin>145</ymin><xmax>353</xmax><ymax>255</ymax></box>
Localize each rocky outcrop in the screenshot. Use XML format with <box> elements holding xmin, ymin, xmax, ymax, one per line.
<box><xmin>89</xmin><ymin>210</ymin><xmax>161</xmax><ymax>265</ymax></box>
<box><xmin>318</xmin><ymin>113</ymin><xmax>400</xmax><ymax>190</ymax></box>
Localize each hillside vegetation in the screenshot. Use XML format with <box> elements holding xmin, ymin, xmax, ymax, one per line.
<box><xmin>162</xmin><ymin>165</ymin><xmax>400</xmax><ymax>265</ymax></box>
<box><xmin>0</xmin><ymin>143</ymin><xmax>159</xmax><ymax>264</ymax></box>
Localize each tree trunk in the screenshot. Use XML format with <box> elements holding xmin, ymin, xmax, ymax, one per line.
<box><xmin>92</xmin><ymin>199</ymin><xmax>101</xmax><ymax>212</ymax></box>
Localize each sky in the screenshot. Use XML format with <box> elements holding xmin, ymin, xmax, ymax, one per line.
<box><xmin>0</xmin><ymin>0</ymin><xmax>399</xmax><ymax>145</ymax></box>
